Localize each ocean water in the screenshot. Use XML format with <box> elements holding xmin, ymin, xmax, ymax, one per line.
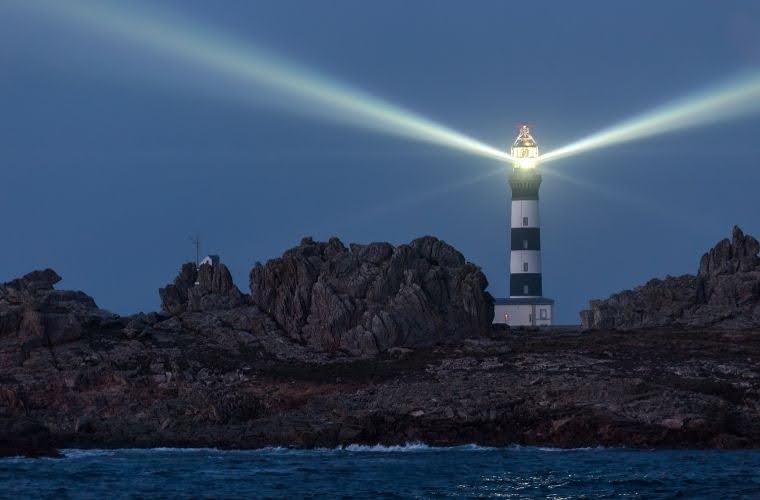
<box><xmin>2</xmin><ymin>445</ymin><xmax>760</xmax><ymax>499</ymax></box>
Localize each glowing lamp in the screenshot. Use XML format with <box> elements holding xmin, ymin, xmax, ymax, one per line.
<box><xmin>510</xmin><ymin>124</ymin><xmax>539</xmax><ymax>169</ymax></box>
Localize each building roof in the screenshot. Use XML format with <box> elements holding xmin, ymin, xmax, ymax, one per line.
<box><xmin>494</xmin><ymin>297</ymin><xmax>555</xmax><ymax>306</ymax></box>
<box><xmin>200</xmin><ymin>255</ymin><xmax>220</xmax><ymax>265</ymax></box>
<box><xmin>512</xmin><ymin>124</ymin><xmax>538</xmax><ymax>148</ymax></box>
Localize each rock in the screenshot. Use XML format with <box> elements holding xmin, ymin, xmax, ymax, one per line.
<box><xmin>3</xmin><ymin>267</ymin><xmax>760</xmax><ymax>452</ymax></box>
<box><xmin>387</xmin><ymin>347</ymin><xmax>413</xmax><ymax>359</ymax></box>
<box><xmin>0</xmin><ymin>269</ymin><xmax>61</xmax><ymax>301</ymax></box>
<box><xmin>711</xmin><ymin>433</ymin><xmax>750</xmax><ymax>449</ymax></box>
<box><xmin>160</xmin><ymin>261</ymin><xmax>245</xmax><ymax>315</ymax></box>
<box><xmin>123</xmin><ymin>312</ymin><xmax>162</xmax><ymax>338</ymax></box>
<box><xmin>660</xmin><ymin>417</ymin><xmax>684</xmax><ymax>430</ymax></box>
<box><xmin>0</xmin><ymin>418</ymin><xmax>59</xmax><ymax>458</ymax></box>
<box><xmin>699</xmin><ymin>226</ymin><xmax>760</xmax><ymax>277</ymax></box>
<box><xmin>158</xmin><ymin>263</ymin><xmax>197</xmax><ymax>315</ymax></box>
<box><xmin>581</xmin><ymin>226</ymin><xmax>760</xmax><ymax>330</ymax></box>
<box><xmin>0</xmin><ymin>269</ymin><xmax>115</xmax><ymax>348</ymax></box>
<box><xmin>249</xmin><ymin>236</ymin><xmax>493</xmax><ymax>356</ymax></box>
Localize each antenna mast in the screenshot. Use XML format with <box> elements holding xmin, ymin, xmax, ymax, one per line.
<box><xmin>189</xmin><ymin>234</ymin><xmax>201</xmax><ymax>266</ymax></box>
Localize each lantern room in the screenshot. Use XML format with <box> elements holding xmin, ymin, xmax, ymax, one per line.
<box><xmin>510</xmin><ymin>124</ymin><xmax>539</xmax><ymax>169</ymax></box>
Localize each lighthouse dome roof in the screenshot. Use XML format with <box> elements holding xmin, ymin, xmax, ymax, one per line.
<box><xmin>512</xmin><ymin>125</ymin><xmax>538</xmax><ymax>148</ymax></box>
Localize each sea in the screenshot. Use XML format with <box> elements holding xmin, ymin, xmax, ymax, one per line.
<box><xmin>2</xmin><ymin>445</ymin><xmax>760</xmax><ymax>499</ymax></box>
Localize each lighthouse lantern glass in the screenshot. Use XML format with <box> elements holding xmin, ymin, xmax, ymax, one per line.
<box><xmin>510</xmin><ymin>125</ymin><xmax>539</xmax><ymax>169</ymax></box>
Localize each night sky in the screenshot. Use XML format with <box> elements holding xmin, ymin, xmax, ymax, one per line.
<box><xmin>2</xmin><ymin>0</ymin><xmax>759</xmax><ymax>323</ymax></box>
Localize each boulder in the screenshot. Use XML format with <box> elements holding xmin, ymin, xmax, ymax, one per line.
<box><xmin>581</xmin><ymin>226</ymin><xmax>760</xmax><ymax>330</ymax></box>
<box><xmin>158</xmin><ymin>263</ymin><xmax>197</xmax><ymax>315</ymax></box>
<box><xmin>160</xmin><ymin>261</ymin><xmax>245</xmax><ymax>315</ymax></box>
<box><xmin>0</xmin><ymin>269</ymin><xmax>114</xmax><ymax>347</ymax></box>
<box><xmin>250</xmin><ymin>236</ymin><xmax>493</xmax><ymax>356</ymax></box>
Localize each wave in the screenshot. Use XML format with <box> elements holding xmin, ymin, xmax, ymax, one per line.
<box><xmin>60</xmin><ymin>448</ymin><xmax>222</xmax><ymax>459</ymax></box>
<box><xmin>336</xmin><ymin>443</ymin><xmax>611</xmax><ymax>453</ymax></box>
<box><xmin>339</xmin><ymin>442</ymin><xmax>499</xmax><ymax>452</ymax></box>
<box><xmin>57</xmin><ymin>446</ymin><xmax>301</xmax><ymax>458</ymax></box>
<box><xmin>47</xmin><ymin>443</ymin><xmax>610</xmax><ymax>459</ymax></box>
<box><xmin>329</xmin><ymin>444</ymin><xmax>616</xmax><ymax>454</ymax></box>
<box><xmin>508</xmin><ymin>445</ymin><xmax>612</xmax><ymax>452</ymax></box>
<box><xmin>61</xmin><ymin>449</ymin><xmax>118</xmax><ymax>459</ymax></box>
<box><xmin>131</xmin><ymin>447</ymin><xmax>221</xmax><ymax>453</ymax></box>
<box><xmin>53</xmin><ymin>443</ymin><xmax>493</xmax><ymax>458</ymax></box>
<box><xmin>337</xmin><ymin>442</ymin><xmax>438</xmax><ymax>452</ymax></box>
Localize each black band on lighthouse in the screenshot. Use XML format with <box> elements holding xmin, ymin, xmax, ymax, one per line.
<box><xmin>508</xmin><ymin>173</ymin><xmax>542</xmax><ymax>200</ymax></box>
<box><xmin>510</xmin><ymin>228</ymin><xmax>541</xmax><ymax>250</ymax></box>
<box><xmin>510</xmin><ymin>273</ymin><xmax>543</xmax><ymax>297</ymax></box>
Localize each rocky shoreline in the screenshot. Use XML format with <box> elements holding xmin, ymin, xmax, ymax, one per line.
<box><xmin>3</xmin><ymin>232</ymin><xmax>760</xmax><ymax>457</ymax></box>
<box><xmin>4</xmin><ymin>327</ymin><xmax>760</xmax><ymax>457</ymax></box>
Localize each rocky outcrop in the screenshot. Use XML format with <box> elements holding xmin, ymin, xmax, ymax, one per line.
<box><xmin>0</xmin><ymin>269</ymin><xmax>116</xmax><ymax>360</ymax></box>
<box><xmin>154</xmin><ymin>237</ymin><xmax>491</xmax><ymax>358</ymax></box>
<box><xmin>249</xmin><ymin>236</ymin><xmax>493</xmax><ymax>356</ymax></box>
<box><xmin>159</xmin><ymin>261</ymin><xmax>245</xmax><ymax>315</ymax></box>
<box><xmin>581</xmin><ymin>226</ymin><xmax>760</xmax><ymax>330</ymax></box>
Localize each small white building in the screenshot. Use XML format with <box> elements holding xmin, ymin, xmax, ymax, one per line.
<box><xmin>199</xmin><ymin>255</ymin><xmax>220</xmax><ymax>267</ymax></box>
<box><xmin>494</xmin><ymin>297</ymin><xmax>554</xmax><ymax>327</ymax></box>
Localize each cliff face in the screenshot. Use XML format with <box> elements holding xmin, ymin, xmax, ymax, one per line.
<box><xmin>0</xmin><ymin>269</ymin><xmax>118</xmax><ymax>367</ymax></box>
<box><xmin>0</xmin><ymin>269</ymin><xmax>120</xmax><ymax>457</ymax></box>
<box><xmin>249</xmin><ymin>236</ymin><xmax>493</xmax><ymax>356</ymax></box>
<box><xmin>581</xmin><ymin>227</ymin><xmax>760</xmax><ymax>330</ymax></box>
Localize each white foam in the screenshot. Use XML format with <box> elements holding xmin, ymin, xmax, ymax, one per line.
<box><xmin>339</xmin><ymin>442</ymin><xmax>432</xmax><ymax>452</ymax></box>
<box><xmin>509</xmin><ymin>445</ymin><xmax>612</xmax><ymax>452</ymax></box>
<box><xmin>54</xmin><ymin>443</ymin><xmax>612</xmax><ymax>458</ymax></box>
<box><xmin>135</xmin><ymin>447</ymin><xmax>218</xmax><ymax>453</ymax></box>
<box><xmin>61</xmin><ymin>449</ymin><xmax>118</xmax><ymax>459</ymax></box>
<box><xmin>336</xmin><ymin>442</ymin><xmax>496</xmax><ymax>452</ymax></box>
<box><xmin>61</xmin><ymin>448</ymin><xmax>219</xmax><ymax>458</ymax></box>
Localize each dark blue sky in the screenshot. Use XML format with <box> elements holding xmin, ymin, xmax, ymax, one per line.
<box><xmin>2</xmin><ymin>0</ymin><xmax>759</xmax><ymax>323</ymax></box>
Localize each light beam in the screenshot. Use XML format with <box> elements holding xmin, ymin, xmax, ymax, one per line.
<box><xmin>346</xmin><ymin>167</ymin><xmax>505</xmax><ymax>224</ymax></box>
<box><xmin>540</xmin><ymin>73</ymin><xmax>760</xmax><ymax>163</ymax></box>
<box><xmin>13</xmin><ymin>0</ymin><xmax>511</xmax><ymax>163</ymax></box>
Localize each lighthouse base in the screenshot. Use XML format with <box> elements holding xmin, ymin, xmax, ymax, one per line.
<box><xmin>493</xmin><ymin>297</ymin><xmax>554</xmax><ymax>327</ymax></box>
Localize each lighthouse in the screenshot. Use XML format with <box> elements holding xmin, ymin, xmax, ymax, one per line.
<box><xmin>493</xmin><ymin>125</ymin><xmax>554</xmax><ymax>327</ymax></box>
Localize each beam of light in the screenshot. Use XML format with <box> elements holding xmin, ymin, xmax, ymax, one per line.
<box><xmin>540</xmin><ymin>72</ymin><xmax>760</xmax><ymax>163</ymax></box>
<box><xmin>13</xmin><ymin>0</ymin><xmax>511</xmax><ymax>163</ymax></box>
<box><xmin>541</xmin><ymin>166</ymin><xmax>714</xmax><ymax>234</ymax></box>
<box><xmin>541</xmin><ymin>166</ymin><xmax>663</xmax><ymax>213</ymax></box>
<box><xmin>344</xmin><ymin>167</ymin><xmax>505</xmax><ymax>225</ymax></box>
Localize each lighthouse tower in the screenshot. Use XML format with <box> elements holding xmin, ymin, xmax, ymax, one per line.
<box><xmin>493</xmin><ymin>125</ymin><xmax>554</xmax><ymax>327</ymax></box>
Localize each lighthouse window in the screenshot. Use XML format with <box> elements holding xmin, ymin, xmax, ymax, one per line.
<box><xmin>523</xmin><ymin>285</ymin><xmax>529</xmax><ymax>294</ymax></box>
<box><xmin>523</xmin><ymin>262</ymin><xmax>529</xmax><ymax>272</ymax></box>
<box><xmin>540</xmin><ymin>308</ymin><xmax>548</xmax><ymax>320</ymax></box>
<box><xmin>522</xmin><ymin>217</ymin><xmax>529</xmax><ymax>227</ymax></box>
<box><xmin>523</xmin><ymin>239</ymin><xmax>528</xmax><ymax>249</ymax></box>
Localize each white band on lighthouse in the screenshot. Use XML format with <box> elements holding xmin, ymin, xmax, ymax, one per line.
<box><xmin>510</xmin><ymin>250</ymin><xmax>542</xmax><ymax>275</ymax></box>
<box><xmin>510</xmin><ymin>200</ymin><xmax>540</xmax><ymax>229</ymax></box>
